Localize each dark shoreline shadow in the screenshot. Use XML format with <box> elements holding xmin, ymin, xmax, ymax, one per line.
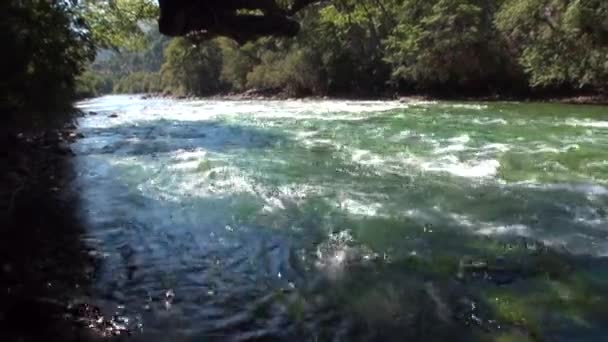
<box><xmin>0</xmin><ymin>134</ymin><xmax>96</xmax><ymax>341</ymax></box>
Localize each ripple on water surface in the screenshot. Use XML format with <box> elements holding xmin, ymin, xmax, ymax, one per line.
<box><xmin>71</xmin><ymin>96</ymin><xmax>608</xmax><ymax>340</ymax></box>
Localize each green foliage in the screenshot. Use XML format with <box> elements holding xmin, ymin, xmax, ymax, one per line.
<box><xmin>92</xmin><ymin>28</ymin><xmax>170</xmax><ymax>78</ymax></box>
<box><xmin>384</xmin><ymin>0</ymin><xmax>519</xmax><ymax>90</ymax></box>
<box><xmin>160</xmin><ymin>38</ymin><xmax>223</xmax><ymax>96</ymax></box>
<box><xmin>218</xmin><ymin>39</ymin><xmax>259</xmax><ymax>91</ymax></box>
<box><xmin>0</xmin><ymin>0</ymin><xmax>163</xmax><ymax>127</ymax></box>
<box><xmin>87</xmin><ymin>27</ymin><xmax>169</xmax><ymax>95</ymax></box>
<box><xmin>114</xmin><ymin>72</ymin><xmax>162</xmax><ymax>94</ymax></box>
<box><xmin>246</xmin><ymin>46</ymin><xmax>324</xmax><ymax>97</ymax></box>
<box><xmin>75</xmin><ymin>70</ymin><xmax>115</xmax><ymax>98</ymax></box>
<box><xmin>8</xmin><ymin>0</ymin><xmax>606</xmax><ymax>115</ymax></box>
<box><xmin>496</xmin><ymin>0</ymin><xmax>608</xmax><ymax>89</ymax></box>
<box><xmin>0</xmin><ymin>0</ymin><xmax>95</xmax><ymax>121</ymax></box>
<box><xmin>80</xmin><ymin>0</ymin><xmax>159</xmax><ymax>50</ymax></box>
<box><xmin>316</xmin><ymin>1</ymin><xmax>393</xmax><ymax>94</ymax></box>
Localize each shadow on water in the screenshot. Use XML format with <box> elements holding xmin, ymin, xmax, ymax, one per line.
<box><xmin>0</xmin><ymin>136</ymin><xmax>98</xmax><ymax>341</ymax></box>
<box><xmin>75</xmin><ymin>119</ymin><xmax>289</xmax><ymax>156</ymax></box>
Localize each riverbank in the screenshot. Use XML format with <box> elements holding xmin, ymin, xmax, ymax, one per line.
<box><xmin>0</xmin><ymin>123</ymin><xmax>107</xmax><ymax>341</ymax></box>
<box><xmin>135</xmin><ymin>89</ymin><xmax>608</xmax><ymax>105</ymax></box>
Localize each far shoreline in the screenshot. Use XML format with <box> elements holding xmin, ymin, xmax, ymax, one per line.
<box><xmin>93</xmin><ymin>89</ymin><xmax>608</xmax><ymax>106</ymax></box>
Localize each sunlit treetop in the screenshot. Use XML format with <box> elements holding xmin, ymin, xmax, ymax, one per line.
<box><xmin>79</xmin><ymin>0</ymin><xmax>159</xmax><ymax>50</ymax></box>
<box><xmin>81</xmin><ymin>0</ymin><xmax>323</xmax><ymax>48</ymax></box>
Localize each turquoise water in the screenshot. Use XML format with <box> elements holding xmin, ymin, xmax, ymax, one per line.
<box><xmin>73</xmin><ymin>95</ymin><xmax>608</xmax><ymax>340</ymax></box>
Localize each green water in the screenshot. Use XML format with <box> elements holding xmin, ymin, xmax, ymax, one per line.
<box><xmin>74</xmin><ymin>96</ymin><xmax>608</xmax><ymax>340</ymax></box>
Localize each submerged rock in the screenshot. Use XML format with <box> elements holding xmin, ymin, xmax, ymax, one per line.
<box><xmin>458</xmin><ymin>256</ymin><xmax>519</xmax><ymax>285</ymax></box>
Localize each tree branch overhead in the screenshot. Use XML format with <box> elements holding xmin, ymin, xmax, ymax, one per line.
<box><xmin>158</xmin><ymin>0</ymin><xmax>321</xmax><ymax>42</ymax></box>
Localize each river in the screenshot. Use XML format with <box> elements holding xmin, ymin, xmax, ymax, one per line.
<box><xmin>72</xmin><ymin>95</ymin><xmax>608</xmax><ymax>340</ymax></box>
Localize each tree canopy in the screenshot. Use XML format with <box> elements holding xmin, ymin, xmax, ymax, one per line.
<box><xmin>1</xmin><ymin>0</ymin><xmax>97</xmax><ymax>125</ymax></box>
<box><xmin>2</xmin><ymin>0</ymin><xmax>608</xmax><ymax>125</ymax></box>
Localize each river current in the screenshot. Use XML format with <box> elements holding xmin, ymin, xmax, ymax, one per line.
<box><xmin>73</xmin><ymin>95</ymin><xmax>608</xmax><ymax>341</ymax></box>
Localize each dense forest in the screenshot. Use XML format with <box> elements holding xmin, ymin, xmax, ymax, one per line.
<box><xmin>79</xmin><ymin>0</ymin><xmax>608</xmax><ymax>99</ymax></box>
<box><xmin>3</xmin><ymin>0</ymin><xmax>608</xmax><ymax>118</ymax></box>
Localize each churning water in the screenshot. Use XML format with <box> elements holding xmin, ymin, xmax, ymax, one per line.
<box><xmin>72</xmin><ymin>95</ymin><xmax>608</xmax><ymax>340</ymax></box>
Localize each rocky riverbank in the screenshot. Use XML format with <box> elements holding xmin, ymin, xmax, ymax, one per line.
<box><xmin>0</xmin><ymin>123</ymin><xmax>106</xmax><ymax>341</ymax></box>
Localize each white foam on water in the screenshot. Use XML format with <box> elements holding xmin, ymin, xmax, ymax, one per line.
<box><xmin>171</xmin><ymin>148</ymin><xmax>208</xmax><ymax>161</ymax></box>
<box><xmin>77</xmin><ymin>96</ymin><xmax>409</xmax><ymax>130</ymax></box>
<box><xmin>389</xmin><ymin>131</ymin><xmax>434</xmax><ymax>145</ymax></box>
<box><xmin>340</xmin><ymin>198</ymin><xmax>383</xmax><ymax>217</ymax></box>
<box><xmin>434</xmin><ymin>140</ymin><xmax>510</xmax><ymax>156</ymax></box>
<box><xmin>399</xmin><ymin>99</ymin><xmax>439</xmax><ymax>106</ymax></box>
<box><xmin>315</xmin><ymin>230</ymin><xmax>378</xmax><ymax>280</ymax></box>
<box><xmin>434</xmin><ymin>144</ymin><xmax>469</xmax><ymax>154</ymax></box>
<box><xmin>472</xmin><ymin>117</ymin><xmax>508</xmax><ymax>125</ymax></box>
<box><xmin>168</xmin><ymin>160</ymin><xmax>202</xmax><ymax>171</ymax></box>
<box><xmin>421</xmin><ymin>156</ymin><xmax>500</xmax><ymax>178</ymax></box>
<box><xmin>448</xmin><ymin>213</ymin><xmax>531</xmax><ymax>237</ymax></box>
<box><xmin>480</xmin><ymin>143</ymin><xmax>510</xmax><ymax>153</ymax></box>
<box><xmin>448</xmin><ymin>134</ymin><xmax>471</xmax><ymax>144</ymax></box>
<box><xmin>390</xmin><ymin>130</ymin><xmax>413</xmax><ymax>140</ymax></box>
<box><xmin>565</xmin><ymin>118</ymin><xmax>608</xmax><ymax>129</ymax></box>
<box><xmin>573</xmin><ymin>215</ymin><xmax>605</xmax><ymax>228</ymax></box>
<box><xmin>562</xmin><ymin>144</ymin><xmax>580</xmax><ymax>151</ymax></box>
<box><xmin>259</xmin><ymin>183</ymin><xmax>325</xmax><ymax>213</ymax></box>
<box><xmin>151</xmin><ymin>160</ymin><xmax>327</xmax><ymax>213</ymax></box>
<box><xmin>349</xmin><ymin>148</ymin><xmax>386</xmax><ymax>166</ymax></box>
<box><xmin>345</xmin><ymin>147</ymin><xmax>501</xmax><ymax>179</ymax></box>
<box><xmin>512</xmin><ymin>181</ymin><xmax>608</xmax><ymax>196</ymax></box>
<box><xmin>477</xmin><ymin>224</ymin><xmax>530</xmax><ymax>236</ymax></box>
<box><xmin>529</xmin><ymin>143</ymin><xmax>582</xmax><ymax>155</ymax></box>
<box><xmin>446</xmin><ymin>104</ymin><xmax>489</xmax><ymax>110</ymax></box>
<box><xmin>526</xmin><ymin>142</ymin><xmax>581</xmax><ymax>154</ymax></box>
<box><xmin>531</xmin><ymin>144</ymin><xmax>561</xmax><ymax>154</ymax></box>
<box><xmin>586</xmin><ymin>160</ymin><xmax>608</xmax><ymax>168</ymax></box>
<box><xmin>433</xmin><ymin>135</ymin><xmax>472</xmax><ymax>153</ymax></box>
<box><xmin>315</xmin><ymin>230</ymin><xmax>354</xmax><ymax>280</ymax></box>
<box><xmin>293</xmin><ymin>130</ymin><xmax>318</xmax><ymax>140</ymax></box>
<box><xmin>406</xmin><ymin>101</ymin><xmax>486</xmax><ymax>110</ymax></box>
<box><xmin>140</xmin><ymin>165</ymin><xmax>257</xmax><ymax>202</ymax></box>
<box><xmin>300</xmin><ymin>138</ymin><xmax>339</xmax><ymax>150</ymax></box>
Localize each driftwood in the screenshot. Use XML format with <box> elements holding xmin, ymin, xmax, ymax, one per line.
<box><xmin>158</xmin><ymin>0</ymin><xmax>321</xmax><ymax>42</ymax></box>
